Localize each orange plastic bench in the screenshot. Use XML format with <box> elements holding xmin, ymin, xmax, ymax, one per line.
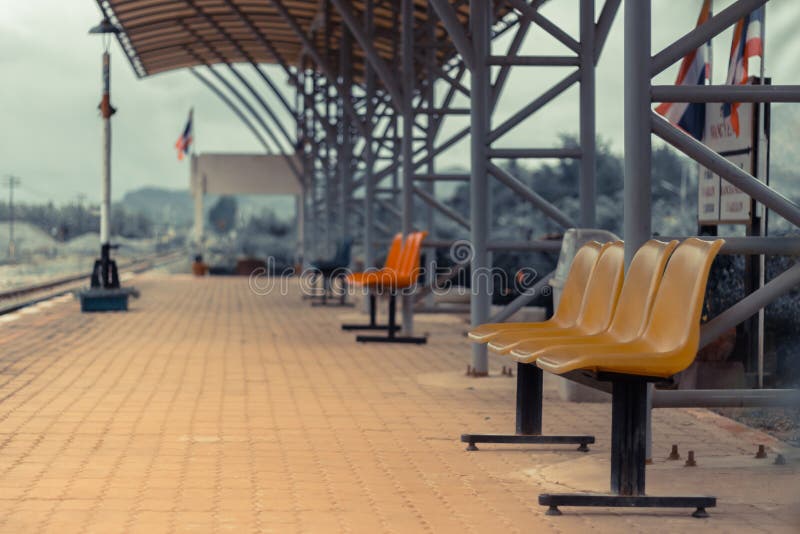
<box><xmin>345</xmin><ymin>231</ymin><xmax>429</xmax><ymax>344</ymax></box>
<box><xmin>341</xmin><ymin>233</ymin><xmax>404</xmax><ymax>333</ymax></box>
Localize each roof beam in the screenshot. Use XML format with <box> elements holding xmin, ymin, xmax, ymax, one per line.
<box><xmin>508</xmin><ymin>0</ymin><xmax>581</xmax><ymax>54</ymax></box>
<box><xmin>428</xmin><ymin>0</ymin><xmax>475</xmax><ymax>71</ymax></box>
<box><xmin>181</xmin><ymin>0</ymin><xmax>298</xmax><ymax>153</ymax></box>
<box><xmin>206</xmin><ymin>65</ymin><xmax>285</xmax><ymax>154</ymax></box>
<box><xmin>267</xmin><ymin>0</ymin><xmax>369</xmax><ymax>138</ymax></box>
<box><xmin>329</xmin><ymin>0</ymin><xmax>404</xmax><ymax>108</ymax></box>
<box><xmin>219</xmin><ymin>0</ymin><xmax>337</xmax><ymax>140</ymax></box>
<box><xmin>188</xmin><ymin>68</ymin><xmax>270</xmax><ymax>153</ymax></box>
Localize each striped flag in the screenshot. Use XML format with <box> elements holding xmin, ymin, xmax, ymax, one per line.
<box><xmin>175</xmin><ymin>109</ymin><xmax>193</xmax><ymax>161</ymax></box>
<box><xmin>655</xmin><ymin>0</ymin><xmax>712</xmax><ymax>141</ymax></box>
<box><xmin>723</xmin><ymin>6</ymin><xmax>765</xmax><ymax>137</ymax></box>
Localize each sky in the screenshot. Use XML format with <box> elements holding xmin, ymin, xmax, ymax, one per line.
<box><xmin>0</xmin><ymin>0</ymin><xmax>799</xmax><ymax>205</ymax></box>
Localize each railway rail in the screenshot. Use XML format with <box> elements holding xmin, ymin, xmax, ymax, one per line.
<box><xmin>0</xmin><ymin>250</ymin><xmax>185</xmax><ymax>316</ymax></box>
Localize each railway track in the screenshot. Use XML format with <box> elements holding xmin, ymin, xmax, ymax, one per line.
<box><xmin>0</xmin><ymin>250</ymin><xmax>185</xmax><ymax>316</ymax></box>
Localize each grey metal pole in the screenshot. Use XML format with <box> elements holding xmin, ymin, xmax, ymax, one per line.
<box><xmin>624</xmin><ymin>0</ymin><xmax>652</xmax><ymax>461</ymax></box>
<box><xmin>652</xmin><ymin>388</ymin><xmax>800</xmax><ymax>409</ymax></box>
<box><xmin>424</xmin><ymin>6</ymin><xmax>437</xmax><ymax>309</ymax></box>
<box><xmin>401</xmin><ymin>0</ymin><xmax>415</xmax><ymax>335</ymax></box>
<box><xmin>363</xmin><ymin>0</ymin><xmax>376</xmax><ymax>273</ymax></box>
<box><xmin>340</xmin><ymin>27</ymin><xmax>353</xmax><ymax>241</ymax></box>
<box><xmin>624</xmin><ymin>0</ymin><xmax>652</xmax><ymax>264</ymax></box>
<box><xmin>296</xmin><ymin>193</ymin><xmax>305</xmax><ymax>266</ymax></box>
<box><xmin>579</xmin><ymin>0</ymin><xmax>596</xmax><ymax>227</ymax></box>
<box><xmin>324</xmin><ymin>76</ymin><xmax>335</xmax><ymax>252</ymax></box>
<box><xmin>470</xmin><ymin>0</ymin><xmax>491</xmax><ymax>376</ymax></box>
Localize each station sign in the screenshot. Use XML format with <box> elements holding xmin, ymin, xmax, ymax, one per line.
<box><xmin>698</xmin><ymin>99</ymin><xmax>760</xmax><ymax>224</ymax></box>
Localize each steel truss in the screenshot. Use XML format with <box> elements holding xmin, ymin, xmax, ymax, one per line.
<box><xmin>182</xmin><ymin>1</ymin><xmax>609</xmax><ymax>355</ymax></box>
<box><xmin>160</xmin><ymin>0</ymin><xmax>797</xmax><ymax>401</ymax></box>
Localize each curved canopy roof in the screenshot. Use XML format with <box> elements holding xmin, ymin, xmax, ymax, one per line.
<box><xmin>95</xmin><ymin>0</ymin><xmax>498</xmax><ymax>84</ymax></box>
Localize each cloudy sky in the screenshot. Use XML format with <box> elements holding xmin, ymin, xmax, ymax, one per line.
<box><xmin>0</xmin><ymin>0</ymin><xmax>798</xmax><ymax>204</ymax></box>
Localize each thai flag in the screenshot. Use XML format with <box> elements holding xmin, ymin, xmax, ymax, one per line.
<box><xmin>723</xmin><ymin>6</ymin><xmax>765</xmax><ymax>137</ymax></box>
<box><xmin>655</xmin><ymin>0</ymin><xmax>712</xmax><ymax>141</ymax></box>
<box><xmin>175</xmin><ymin>109</ymin><xmax>193</xmax><ymax>161</ymax></box>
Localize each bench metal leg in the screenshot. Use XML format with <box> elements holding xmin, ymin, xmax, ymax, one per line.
<box><xmin>355</xmin><ymin>294</ymin><xmax>427</xmax><ymax>344</ymax></box>
<box><xmin>341</xmin><ymin>295</ymin><xmax>401</xmax><ymax>331</ymax></box>
<box><xmin>302</xmin><ymin>273</ymin><xmax>322</xmax><ymax>300</ymax></box>
<box><xmin>311</xmin><ymin>276</ymin><xmax>354</xmax><ymax>307</ymax></box>
<box><xmin>461</xmin><ymin>363</ymin><xmax>594</xmax><ymax>451</ymax></box>
<box><xmin>539</xmin><ymin>378</ymin><xmax>716</xmax><ymax>517</ymax></box>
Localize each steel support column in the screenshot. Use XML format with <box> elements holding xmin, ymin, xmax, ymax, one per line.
<box><xmin>401</xmin><ymin>0</ymin><xmax>415</xmax><ymax>335</ymax></box>
<box><xmin>424</xmin><ymin>4</ymin><xmax>438</xmax><ymax>308</ymax></box>
<box><xmin>363</xmin><ymin>0</ymin><xmax>376</xmax><ymax>272</ymax></box>
<box><xmin>470</xmin><ymin>0</ymin><xmax>491</xmax><ymax>376</ymax></box>
<box><xmin>340</xmin><ymin>26</ymin><xmax>354</xmax><ymax>241</ymax></box>
<box><xmin>624</xmin><ymin>0</ymin><xmax>653</xmax><ymax>461</ymax></box>
<box><xmin>579</xmin><ymin>0</ymin><xmax>596</xmax><ymax>226</ymax></box>
<box><xmin>623</xmin><ymin>0</ymin><xmax>652</xmax><ymax>265</ymax></box>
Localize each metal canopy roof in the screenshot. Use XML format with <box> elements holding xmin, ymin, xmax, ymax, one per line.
<box><xmin>95</xmin><ymin>0</ymin><xmax>489</xmax><ymax>84</ymax></box>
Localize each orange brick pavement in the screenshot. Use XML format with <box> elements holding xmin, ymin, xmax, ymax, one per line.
<box><xmin>0</xmin><ymin>273</ymin><xmax>796</xmax><ymax>533</ymax></box>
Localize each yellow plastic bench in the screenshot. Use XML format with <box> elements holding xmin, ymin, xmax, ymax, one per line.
<box><xmin>461</xmin><ymin>241</ymin><xmax>622</xmax><ymax>452</ymax></box>
<box><xmin>467</xmin><ymin>241</ymin><xmax>604</xmax><ymax>343</ymax></box>
<box><xmin>509</xmin><ymin>239</ymin><xmax>678</xmax><ymax>363</ymax></box>
<box><xmin>486</xmin><ymin>241</ymin><xmax>625</xmax><ymax>354</ymax></box>
<box><xmin>536</xmin><ymin>237</ymin><xmax>724</xmax><ymax>518</ymax></box>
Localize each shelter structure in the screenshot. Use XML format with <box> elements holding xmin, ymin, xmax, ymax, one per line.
<box><xmin>96</xmin><ymin>0</ymin><xmax>799</xmax><ymax>415</ymax></box>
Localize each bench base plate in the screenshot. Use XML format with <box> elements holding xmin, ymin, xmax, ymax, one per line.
<box><xmin>355</xmin><ymin>334</ymin><xmax>427</xmax><ymax>344</ymax></box>
<box><xmin>341</xmin><ymin>324</ymin><xmax>401</xmax><ymax>331</ymax></box>
<box><xmin>311</xmin><ymin>300</ymin><xmax>354</xmax><ymax>308</ymax></box>
<box><xmin>460</xmin><ymin>433</ymin><xmax>593</xmax><ymax>452</ymax></box>
<box><xmin>539</xmin><ymin>493</ymin><xmax>716</xmax><ymax>518</ymax></box>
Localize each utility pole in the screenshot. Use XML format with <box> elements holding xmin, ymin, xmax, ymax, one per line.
<box><xmin>2</xmin><ymin>175</ymin><xmax>20</xmax><ymax>260</ymax></box>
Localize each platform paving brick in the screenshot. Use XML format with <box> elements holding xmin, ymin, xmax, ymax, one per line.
<box><xmin>0</xmin><ymin>274</ymin><xmax>796</xmax><ymax>533</ymax></box>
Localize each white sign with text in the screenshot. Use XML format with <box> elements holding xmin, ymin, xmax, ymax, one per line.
<box><xmin>699</xmin><ymin>100</ymin><xmax>757</xmax><ymax>224</ymax></box>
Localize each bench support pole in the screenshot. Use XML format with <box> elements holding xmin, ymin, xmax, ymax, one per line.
<box><xmin>539</xmin><ymin>376</ymin><xmax>716</xmax><ymax>517</ymax></box>
<box><xmin>341</xmin><ymin>294</ymin><xmax>400</xmax><ymax>331</ymax></box>
<box><xmin>460</xmin><ymin>363</ymin><xmax>594</xmax><ymax>451</ymax></box>
<box><xmin>611</xmin><ymin>378</ymin><xmax>647</xmax><ymax>494</ymax></box>
<box><xmin>354</xmin><ymin>293</ymin><xmax>427</xmax><ymax>344</ymax></box>
<box><xmin>517</xmin><ymin>361</ymin><xmax>543</xmax><ymax>435</ymax></box>
<box><xmin>311</xmin><ymin>273</ymin><xmax>354</xmax><ymax>307</ymax></box>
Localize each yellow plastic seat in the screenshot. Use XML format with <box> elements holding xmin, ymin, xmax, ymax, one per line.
<box><xmin>487</xmin><ymin>242</ymin><xmax>625</xmax><ymax>354</ymax></box>
<box><xmin>509</xmin><ymin>239</ymin><xmax>678</xmax><ymax>363</ymax></box>
<box><xmin>536</xmin><ymin>238</ymin><xmax>725</xmax><ymax>378</ymax></box>
<box><xmin>467</xmin><ymin>241</ymin><xmax>605</xmax><ymax>343</ymax></box>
